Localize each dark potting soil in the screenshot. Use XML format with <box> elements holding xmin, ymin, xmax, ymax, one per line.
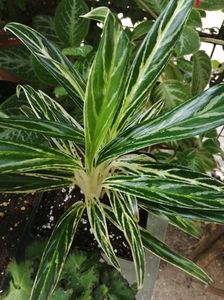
<box><xmin>0</xmin><ymin>187</ymin><xmax>147</xmax><ymax>290</ymax></box>
<box><xmin>30</xmin><ymin>187</ymin><xmax>133</xmax><ymax>259</ymax></box>
<box><xmin>0</xmin><ymin>192</ymin><xmax>42</xmax><ymax>289</ymax></box>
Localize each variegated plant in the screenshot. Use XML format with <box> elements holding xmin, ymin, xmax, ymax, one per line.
<box><xmin>2</xmin><ymin>1</ymin><xmax>224</xmax><ymax>299</ymax></box>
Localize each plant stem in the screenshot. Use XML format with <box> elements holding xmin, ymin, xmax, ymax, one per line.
<box><xmin>200</xmin><ymin>37</ymin><xmax>224</xmax><ymax>46</ymax></box>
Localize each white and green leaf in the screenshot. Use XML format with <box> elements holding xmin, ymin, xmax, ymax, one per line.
<box><xmin>30</xmin><ymin>201</ymin><xmax>85</xmax><ymax>300</ymax></box>
<box><xmin>83</xmin><ymin>8</ymin><xmax>130</xmax><ymax>169</ymax></box>
<box><xmin>98</xmin><ymin>85</ymin><xmax>224</xmax><ymax>163</ymax></box>
<box><xmin>0</xmin><ymin>139</ymin><xmax>80</xmax><ymax>173</ymax></box>
<box><xmin>0</xmin><ymin>117</ymin><xmax>84</xmax><ymax>145</ymax></box>
<box><xmin>104</xmin><ymin>174</ymin><xmax>224</xmax><ymax>211</ymax></box>
<box><xmin>5</xmin><ymin>22</ymin><xmax>86</xmax><ymax>108</ymax></box>
<box><xmin>86</xmin><ymin>197</ymin><xmax>120</xmax><ymax>270</ymax></box>
<box><xmin>108</xmin><ymin>192</ymin><xmax>144</xmax><ymax>287</ymax></box>
<box><xmin>116</xmin><ymin>0</ymin><xmax>194</xmax><ymax>131</ymax></box>
<box><xmin>0</xmin><ymin>173</ymin><xmax>73</xmax><ymax>193</ymax></box>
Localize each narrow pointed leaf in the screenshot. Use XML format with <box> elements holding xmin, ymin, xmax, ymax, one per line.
<box><xmin>5</xmin><ymin>23</ymin><xmax>85</xmax><ymax>108</ymax></box>
<box><xmin>109</xmin><ymin>192</ymin><xmax>144</xmax><ymax>287</ymax></box>
<box><xmin>84</xmin><ymin>8</ymin><xmax>130</xmax><ymax>169</ymax></box>
<box><xmin>0</xmin><ymin>174</ymin><xmax>73</xmax><ymax>193</ymax></box>
<box><xmin>98</xmin><ymin>84</ymin><xmax>224</xmax><ymax>163</ymax></box>
<box><xmin>0</xmin><ymin>139</ymin><xmax>80</xmax><ymax>173</ymax></box>
<box><xmin>0</xmin><ymin>117</ymin><xmax>84</xmax><ymax>144</ymax></box>
<box><xmin>166</xmin><ymin>215</ymin><xmax>203</xmax><ymax>239</ymax></box>
<box><xmin>113</xmin><ymin>156</ymin><xmax>223</xmax><ymax>190</ymax></box>
<box><xmin>86</xmin><ymin>197</ymin><xmax>120</xmax><ymax>269</ymax></box>
<box><xmin>19</xmin><ymin>85</ymin><xmax>83</xmax><ymax>130</ymax></box>
<box><xmin>141</xmin><ymin>202</ymin><xmax>224</xmax><ymax>225</ymax></box>
<box><xmin>117</xmin><ymin>0</ymin><xmax>194</xmax><ymax>130</ymax></box>
<box><xmin>30</xmin><ymin>201</ymin><xmax>85</xmax><ymax>300</ymax></box>
<box><xmin>82</xmin><ymin>7</ymin><xmax>109</xmax><ymax>22</ymax></box>
<box><xmin>150</xmin><ymin>210</ymin><xmax>203</xmax><ymax>239</ymax></box>
<box><xmin>104</xmin><ymin>175</ymin><xmax>224</xmax><ymax>211</ymax></box>
<box><xmin>141</xmin><ymin>229</ymin><xmax>211</xmax><ymax>284</ymax></box>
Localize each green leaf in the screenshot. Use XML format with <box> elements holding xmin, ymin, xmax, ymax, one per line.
<box><xmin>143</xmin><ymin>201</ymin><xmax>224</xmax><ymax>224</ymax></box>
<box><xmin>163</xmin><ymin>63</ymin><xmax>184</xmax><ymax>81</ymax></box>
<box><xmin>199</xmin><ymin>0</ymin><xmax>224</xmax><ymax>11</ymax></box>
<box><xmin>0</xmin><ymin>173</ymin><xmax>73</xmax><ymax>193</ymax></box>
<box><xmin>186</xmin><ymin>9</ymin><xmax>202</xmax><ymax>28</ymax></box>
<box><xmin>50</xmin><ymin>288</ymin><xmax>73</xmax><ymax>300</ymax></box>
<box><xmin>0</xmin><ymin>45</ymin><xmax>38</xmax><ymax>82</ymax></box>
<box><xmin>108</xmin><ymin>192</ymin><xmax>144</xmax><ymax>288</ymax></box>
<box><xmin>0</xmin><ymin>117</ymin><xmax>84</xmax><ymax>144</ymax></box>
<box><xmin>5</xmin><ymin>22</ymin><xmax>86</xmax><ymax>108</ymax></box>
<box><xmin>176</xmin><ymin>147</ymin><xmax>217</xmax><ymax>173</ymax></box>
<box><xmin>104</xmin><ymin>174</ymin><xmax>224</xmax><ymax>211</ymax></box>
<box><xmin>151</xmin><ymin>210</ymin><xmax>203</xmax><ymax>239</ymax></box>
<box><xmin>18</xmin><ymin>85</ymin><xmax>83</xmax><ymax>132</ymax></box>
<box><xmin>152</xmin><ymin>80</ymin><xmax>191</xmax><ymax>111</ymax></box>
<box><xmin>0</xmin><ymin>139</ymin><xmax>80</xmax><ymax>173</ymax></box>
<box><xmin>82</xmin><ymin>7</ymin><xmax>109</xmax><ymax>22</ymax></box>
<box><xmin>3</xmin><ymin>261</ymin><xmax>32</xmax><ymax>300</ymax></box>
<box><xmin>192</xmin><ymin>50</ymin><xmax>212</xmax><ymax>96</ymax></box>
<box><xmin>86</xmin><ymin>197</ymin><xmax>120</xmax><ymax>270</ymax></box>
<box><xmin>63</xmin><ymin>251</ymin><xmax>98</xmax><ymax>297</ymax></box>
<box><xmin>83</xmin><ymin>8</ymin><xmax>130</xmax><ymax>169</ymax></box>
<box><xmin>113</xmin><ymin>156</ymin><xmax>223</xmax><ymax>188</ymax></box>
<box><xmin>32</xmin><ymin>15</ymin><xmax>62</xmax><ymax>46</ymax></box>
<box><xmin>62</xmin><ymin>45</ymin><xmax>93</xmax><ymax>57</ymax></box>
<box><xmin>55</xmin><ymin>0</ymin><xmax>89</xmax><ymax>47</ymax></box>
<box><xmin>131</xmin><ymin>21</ymin><xmax>154</xmax><ymax>41</ymax></box>
<box><xmin>98</xmin><ymin>85</ymin><xmax>224</xmax><ymax>163</ymax></box>
<box><xmin>175</xmin><ymin>26</ymin><xmax>200</xmax><ymax>57</ymax></box>
<box><xmin>31</xmin><ymin>55</ymin><xmax>58</xmax><ymax>85</ymax></box>
<box><xmin>30</xmin><ymin>201</ymin><xmax>85</xmax><ymax>300</ymax></box>
<box><xmin>141</xmin><ymin>229</ymin><xmax>211</xmax><ymax>284</ymax></box>
<box><xmin>167</xmin><ymin>215</ymin><xmax>203</xmax><ymax>239</ymax></box>
<box><xmin>95</xmin><ymin>264</ymin><xmax>136</xmax><ymax>300</ymax></box>
<box><xmin>134</xmin><ymin>0</ymin><xmax>168</xmax><ymax>14</ymax></box>
<box><xmin>116</xmin><ymin>0</ymin><xmax>194</xmax><ymax>131</ymax></box>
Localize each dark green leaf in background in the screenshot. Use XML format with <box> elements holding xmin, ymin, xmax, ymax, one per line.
<box><xmin>175</xmin><ymin>26</ymin><xmax>200</xmax><ymax>57</ymax></box>
<box><xmin>55</xmin><ymin>0</ymin><xmax>90</xmax><ymax>47</ymax></box>
<box><xmin>199</xmin><ymin>0</ymin><xmax>224</xmax><ymax>11</ymax></box>
<box><xmin>152</xmin><ymin>80</ymin><xmax>191</xmax><ymax>111</ymax></box>
<box><xmin>192</xmin><ymin>50</ymin><xmax>212</xmax><ymax>96</ymax></box>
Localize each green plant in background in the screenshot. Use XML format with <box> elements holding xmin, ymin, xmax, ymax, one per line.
<box><xmin>1</xmin><ymin>241</ymin><xmax>136</xmax><ymax>300</ymax></box>
<box><xmin>1</xmin><ymin>0</ymin><xmax>224</xmax><ymax>299</ymax></box>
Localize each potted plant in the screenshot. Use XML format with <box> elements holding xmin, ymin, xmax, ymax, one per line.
<box><xmin>1</xmin><ymin>0</ymin><xmax>224</xmax><ymax>299</ymax></box>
